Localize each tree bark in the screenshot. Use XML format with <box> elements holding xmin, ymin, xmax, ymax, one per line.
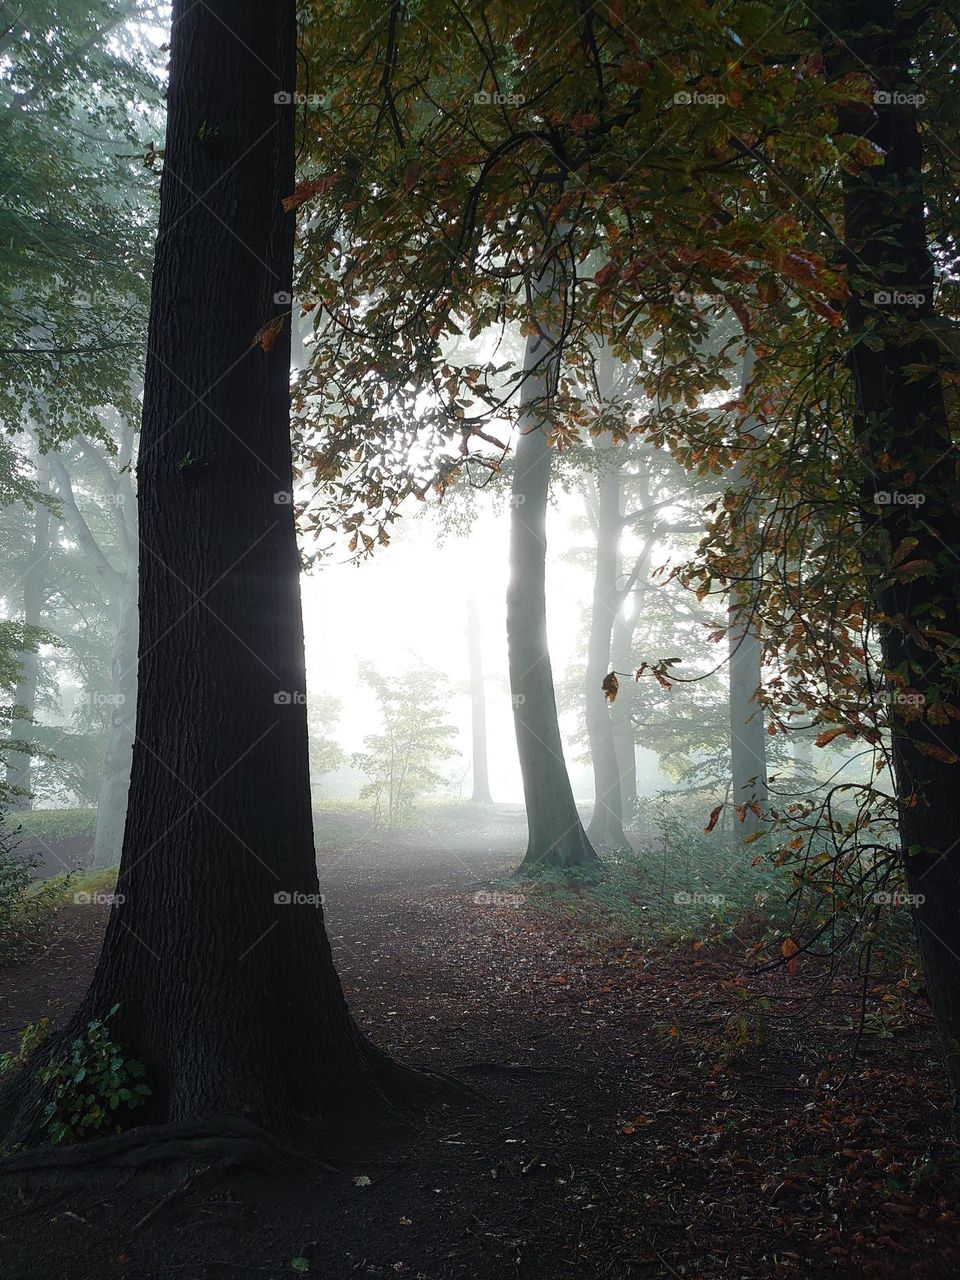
<box><xmin>5</xmin><ymin>458</ymin><xmax>52</xmax><ymax>808</ymax></box>
<box><xmin>466</xmin><ymin>594</ymin><xmax>492</xmax><ymax>803</ymax></box>
<box><xmin>822</xmin><ymin>0</ymin><xmax>960</xmax><ymax>1107</ymax></box>
<box><xmin>727</xmin><ymin>346</ymin><xmax>768</xmax><ymax>839</ymax></box>
<box><xmin>508</xmin><ymin>317</ymin><xmax>597</xmax><ymax>872</ymax></box>
<box><xmin>1</xmin><ymin>0</ymin><xmax>428</xmax><ymax>1147</ymax></box>
<box><xmin>584</xmin><ymin>434</ymin><xmax>629</xmax><ymax>849</ymax></box>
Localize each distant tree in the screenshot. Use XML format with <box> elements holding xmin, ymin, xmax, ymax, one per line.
<box><xmin>353</xmin><ymin>663</ymin><xmax>459</xmax><ymax>828</ymax></box>
<box><xmin>308</xmin><ymin>692</ymin><xmax>345</xmax><ymax>804</ymax></box>
<box><xmin>466</xmin><ymin>595</ymin><xmax>493</xmax><ymax>804</ymax></box>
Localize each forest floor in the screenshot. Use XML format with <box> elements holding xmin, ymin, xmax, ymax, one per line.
<box><xmin>2</xmin><ymin>805</ymin><xmax>960</xmax><ymax>1279</ymax></box>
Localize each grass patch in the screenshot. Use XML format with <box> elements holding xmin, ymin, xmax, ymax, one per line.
<box><xmin>11</xmin><ymin>808</ymin><xmax>97</xmax><ymax>844</ymax></box>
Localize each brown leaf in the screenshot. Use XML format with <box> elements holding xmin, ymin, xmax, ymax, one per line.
<box><xmin>601</xmin><ymin>672</ymin><xmax>619</xmax><ymax>704</ymax></box>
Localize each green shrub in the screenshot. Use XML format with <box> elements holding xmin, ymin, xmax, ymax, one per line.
<box><xmin>0</xmin><ymin>827</ymin><xmax>70</xmax><ymax>965</ymax></box>
<box><xmin>38</xmin><ymin>1004</ymin><xmax>150</xmax><ymax>1143</ymax></box>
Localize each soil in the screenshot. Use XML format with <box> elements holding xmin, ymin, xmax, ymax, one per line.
<box><xmin>1</xmin><ymin>808</ymin><xmax>959</xmax><ymax>1279</ymax></box>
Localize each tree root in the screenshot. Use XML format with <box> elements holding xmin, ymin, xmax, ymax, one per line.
<box><xmin>0</xmin><ymin>1113</ymin><xmax>340</xmax><ymax>1182</ymax></box>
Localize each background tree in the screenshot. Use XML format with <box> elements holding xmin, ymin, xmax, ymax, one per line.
<box><xmin>353</xmin><ymin>663</ymin><xmax>459</xmax><ymax>828</ymax></box>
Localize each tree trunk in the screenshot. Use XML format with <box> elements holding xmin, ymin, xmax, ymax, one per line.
<box><xmin>610</xmin><ymin>597</ymin><xmax>640</xmax><ymax>818</ymax></box>
<box><xmin>508</xmin><ymin>320</ymin><xmax>597</xmax><ymax>872</ymax></box>
<box><xmin>5</xmin><ymin>459</ymin><xmax>51</xmax><ymax>808</ymax></box>
<box><xmin>1</xmin><ymin>0</ymin><xmax>427</xmax><ymax>1147</ymax></box>
<box><xmin>822</xmin><ymin>0</ymin><xmax>960</xmax><ymax>1108</ymax></box>
<box><xmin>584</xmin><ymin>435</ymin><xmax>629</xmax><ymax>849</ymax></box>
<box><xmin>727</xmin><ymin>346</ymin><xmax>768</xmax><ymax>838</ymax></box>
<box><xmin>466</xmin><ymin>595</ymin><xmax>492</xmax><ymax>804</ymax></box>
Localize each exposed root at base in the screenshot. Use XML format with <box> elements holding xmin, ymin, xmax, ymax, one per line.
<box><xmin>0</xmin><ymin>1114</ymin><xmax>340</xmax><ymax>1182</ymax></box>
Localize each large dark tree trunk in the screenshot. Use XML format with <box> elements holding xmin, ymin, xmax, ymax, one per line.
<box><xmin>1</xmin><ymin>0</ymin><xmax>428</xmax><ymax>1147</ymax></box>
<box><xmin>5</xmin><ymin>458</ymin><xmax>51</xmax><ymax>808</ymax></box>
<box><xmin>508</xmin><ymin>327</ymin><xmax>597</xmax><ymax>873</ymax></box>
<box><xmin>466</xmin><ymin>595</ymin><xmax>492</xmax><ymax>803</ymax></box>
<box><xmin>584</xmin><ymin>435</ymin><xmax>629</xmax><ymax>849</ymax></box>
<box><xmin>822</xmin><ymin>1</ymin><xmax>960</xmax><ymax>1106</ymax></box>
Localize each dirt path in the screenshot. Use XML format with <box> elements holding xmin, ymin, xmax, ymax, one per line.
<box><xmin>2</xmin><ymin>818</ymin><xmax>959</xmax><ymax>1279</ymax></box>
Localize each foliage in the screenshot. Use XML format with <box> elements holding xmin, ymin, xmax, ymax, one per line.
<box><xmin>0</xmin><ymin>1017</ymin><xmax>51</xmax><ymax>1080</ymax></box>
<box><xmin>0</xmin><ymin>821</ymin><xmax>68</xmax><ymax>965</ymax></box>
<box><xmin>37</xmin><ymin>1004</ymin><xmax>150</xmax><ymax>1144</ymax></box>
<box><xmin>308</xmin><ymin>693</ymin><xmax>345</xmax><ymax>800</ymax></box>
<box><xmin>352</xmin><ymin>663</ymin><xmax>459</xmax><ymax>827</ymax></box>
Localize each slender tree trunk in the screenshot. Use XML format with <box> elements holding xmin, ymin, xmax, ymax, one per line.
<box><xmin>610</xmin><ymin>598</ymin><xmax>640</xmax><ymax>818</ymax></box>
<box><xmin>466</xmin><ymin>595</ymin><xmax>492</xmax><ymax>803</ymax></box>
<box><xmin>508</xmin><ymin>317</ymin><xmax>597</xmax><ymax>872</ymax></box>
<box><xmin>1</xmin><ymin>0</ymin><xmax>427</xmax><ymax>1147</ymax></box>
<box><xmin>822</xmin><ymin>0</ymin><xmax>960</xmax><ymax>1108</ymax></box>
<box><xmin>727</xmin><ymin>346</ymin><xmax>768</xmax><ymax>838</ymax></box>
<box><xmin>5</xmin><ymin>459</ymin><xmax>51</xmax><ymax>808</ymax></box>
<box><xmin>584</xmin><ymin>435</ymin><xmax>629</xmax><ymax>848</ymax></box>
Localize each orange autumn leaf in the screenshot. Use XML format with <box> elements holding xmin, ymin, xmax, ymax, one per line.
<box><xmin>781</xmin><ymin>937</ymin><xmax>799</xmax><ymax>976</ymax></box>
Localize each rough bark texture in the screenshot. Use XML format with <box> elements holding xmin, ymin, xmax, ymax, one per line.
<box><xmin>727</xmin><ymin>347</ymin><xmax>768</xmax><ymax>839</ymax></box>
<box><xmin>1</xmin><ymin>0</ymin><xmax>426</xmax><ymax>1147</ymax></box>
<box><xmin>5</xmin><ymin>460</ymin><xmax>51</xmax><ymax>808</ymax></box>
<box><xmin>508</xmin><ymin>325</ymin><xmax>597</xmax><ymax>872</ymax></box>
<box><xmin>824</xmin><ymin>0</ymin><xmax>960</xmax><ymax>1104</ymax></box>
<box><xmin>584</xmin><ymin>435</ymin><xmax>629</xmax><ymax>849</ymax></box>
<box><xmin>466</xmin><ymin>595</ymin><xmax>492</xmax><ymax>804</ymax></box>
